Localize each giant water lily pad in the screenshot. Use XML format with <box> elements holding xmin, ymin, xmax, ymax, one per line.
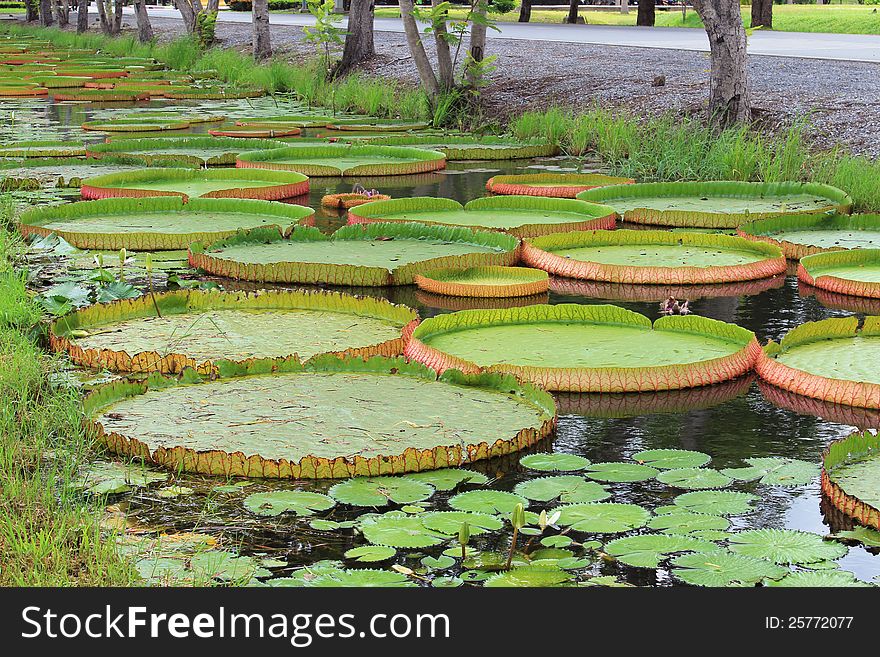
<box><xmin>522</xmin><ymin>230</ymin><xmax>786</xmax><ymax>284</ymax></box>
<box><xmin>348</xmin><ymin>196</ymin><xmax>616</xmax><ymax>238</ymax></box>
<box><xmin>757</xmin><ymin>316</ymin><xmax>880</xmax><ymax>409</ymax></box>
<box><xmin>799</xmin><ymin>249</ymin><xmax>880</xmax><ymax>299</ymax></box>
<box><xmin>189</xmin><ymin>223</ymin><xmax>519</xmax><ymax>286</ymax></box>
<box><xmin>822</xmin><ymin>431</ymin><xmax>880</xmax><ymax>529</ymax></box>
<box><xmin>0</xmin><ymin>140</ymin><xmax>86</xmax><ymax>158</ymax></box>
<box><xmin>577</xmin><ymin>181</ymin><xmax>852</xmax><ymax>229</ymax></box>
<box><xmin>414</xmin><ymin>266</ymin><xmax>549</xmax><ymax>299</ymax></box>
<box><xmin>728</xmin><ymin>529</ymin><xmax>847</xmax><ymax>565</ymax></box>
<box><xmin>85</xmin><ymin>136</ymin><xmax>283</xmax><ymax>168</ymax></box>
<box><xmin>19</xmin><ymin>196</ymin><xmax>314</xmax><ymax>250</ymax></box>
<box><xmin>671</xmin><ymin>550</ymin><xmax>789</xmax><ymax>587</ymax></box>
<box><xmin>605</xmin><ymin>533</ymin><xmax>717</xmax><ymax>568</ymax></box>
<box><xmin>243</xmin><ymin>490</ymin><xmax>335</xmax><ymax>517</ymax></box>
<box><xmin>50</xmin><ymin>288</ymin><xmax>418</xmax><ymax>374</ymax></box>
<box><xmin>81</xmin><ymin>167</ymin><xmax>309</xmax><ymax>202</ymax></box>
<box><xmin>486</xmin><ymin>173</ymin><xmax>635</xmax><ymax>198</ymax></box>
<box><xmin>81</xmin><ymin>118</ymin><xmax>192</xmax><ymax>132</ymax></box>
<box><xmin>85</xmin><ymin>356</ymin><xmax>556</xmax><ymax>478</ymax></box>
<box><xmin>407</xmin><ymin>304</ymin><xmax>759</xmax><ymax>393</ymax></box>
<box><xmin>553</xmin><ymin>502</ymin><xmax>651</xmax><ymax>534</ymax></box>
<box><xmin>350</xmin><ymin>135</ymin><xmax>559</xmax><ymax>160</ymax></box>
<box><xmin>236</xmin><ymin>144</ymin><xmax>445</xmax><ymax>176</ymax></box>
<box><xmin>235</xmin><ymin>115</ymin><xmax>333</xmax><ymax>129</ymax></box>
<box><xmin>738</xmin><ymin>213</ymin><xmax>880</xmax><ymax>260</ymax></box>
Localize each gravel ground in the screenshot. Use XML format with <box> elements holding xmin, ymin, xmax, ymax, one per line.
<box><xmin>139</xmin><ymin>16</ymin><xmax>880</xmax><ymax>156</ymax></box>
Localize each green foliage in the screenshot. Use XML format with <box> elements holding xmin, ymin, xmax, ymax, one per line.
<box><xmin>605</xmin><ymin>533</ymin><xmax>717</xmax><ymax>568</ymax></box>
<box><xmin>303</xmin><ymin>0</ymin><xmax>344</xmax><ymax>80</ymax></box>
<box><xmin>632</xmin><ymin>449</ymin><xmax>711</xmax><ymax>470</ymax></box>
<box><xmin>728</xmin><ymin>529</ymin><xmax>848</xmax><ymax>565</ymax></box>
<box><xmin>553</xmin><ymin>503</ymin><xmax>651</xmax><ymax>534</ymax></box>
<box><xmin>656</xmin><ymin>468</ymin><xmax>733</xmax><ymax>490</ymax></box>
<box><xmin>766</xmin><ymin>570</ymin><xmax>872</xmax><ymax>588</ymax></box>
<box><xmin>404</xmin><ymin>468</ymin><xmax>488</xmax><ymax>491</ymax></box>
<box><xmin>519</xmin><ymin>453</ymin><xmax>590</xmax><ymax>472</ymax></box>
<box><xmin>243</xmin><ymin>490</ymin><xmax>335</xmax><ymax>517</ymax></box>
<box><xmin>449</xmin><ymin>490</ymin><xmax>527</xmax><ymax>515</ymax></box>
<box><xmin>721</xmin><ymin>457</ymin><xmax>818</xmax><ymax>487</ymax></box>
<box><xmin>483</xmin><ymin>565</ymin><xmax>570</xmax><ymax>587</ymax></box>
<box><xmin>513</xmin><ymin>476</ymin><xmax>610</xmax><ymax>504</ymax></box>
<box><xmin>359</xmin><ymin>512</ymin><xmax>446</xmax><ymax>548</ymax></box>
<box><xmin>73</xmin><ymin>461</ymin><xmax>168</xmax><ymax>495</ymax></box>
<box><xmin>586</xmin><ymin>462</ymin><xmax>658</xmax><ymax>483</ymax></box>
<box><xmin>343</xmin><ymin>545</ymin><xmax>397</xmax><ymax>562</ymax></box>
<box><xmin>671</xmin><ymin>491</ymin><xmax>760</xmax><ymax>516</ymax></box>
<box><xmin>671</xmin><ymin>550</ymin><xmax>789</xmax><ymax>587</ymax></box>
<box><xmin>328</xmin><ymin>477</ymin><xmax>435</xmax><ymax>507</ymax></box>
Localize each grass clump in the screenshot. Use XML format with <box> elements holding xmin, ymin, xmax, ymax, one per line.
<box><xmin>0</xmin><ymin>199</ymin><xmax>138</xmax><ymax>586</ymax></box>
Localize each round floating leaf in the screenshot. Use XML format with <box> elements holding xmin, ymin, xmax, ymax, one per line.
<box><xmin>309</xmin><ymin>519</ymin><xmax>355</xmax><ymax>531</ymax></box>
<box><xmin>728</xmin><ymin>529</ymin><xmax>848</xmax><ymax>565</ymax></box>
<box><xmin>834</xmin><ymin>526</ymin><xmax>880</xmax><ymax>548</ymax></box>
<box><xmin>243</xmin><ymin>490</ymin><xmax>335</xmax><ymax>517</ymax></box>
<box><xmin>656</xmin><ymin>468</ymin><xmax>732</xmax><ymax>490</ymax></box>
<box><xmin>554</xmin><ymin>503</ymin><xmax>651</xmax><ymax>534</ymax></box>
<box><xmin>329</xmin><ymin>477</ymin><xmax>435</xmax><ymax>507</ymax></box>
<box><xmin>190</xmin><ymin>551</ymin><xmax>271</xmax><ymax>582</ymax></box>
<box><xmin>404</xmin><ymin>468</ymin><xmax>488</xmax><ymax>491</ymax></box>
<box><xmin>520</xmin><ymin>453</ymin><xmax>590</xmax><ymax>472</ymax></box>
<box><xmin>671</xmin><ymin>550</ymin><xmax>789</xmax><ymax>587</ymax></box>
<box><xmin>766</xmin><ymin>570</ymin><xmax>872</xmax><ymax>588</ymax></box>
<box><xmin>514</xmin><ymin>476</ymin><xmax>610</xmax><ymax>504</ymax></box>
<box><xmin>483</xmin><ymin>565</ymin><xmax>571</xmax><ymax>588</ymax></box>
<box><xmin>420</xmin><ymin>511</ymin><xmax>503</xmax><ymax>536</ymax></box>
<box><xmin>605</xmin><ymin>533</ymin><xmax>718</xmax><ymax>568</ymax></box>
<box><xmin>648</xmin><ymin>511</ymin><xmax>730</xmax><ymax>534</ymax></box>
<box><xmin>632</xmin><ymin>449</ymin><xmax>711</xmax><ymax>470</ymax></box>
<box><xmin>580</xmin><ymin>575</ymin><xmax>634</xmax><ymax>588</ymax></box>
<box><xmin>673</xmin><ymin>490</ymin><xmax>759</xmax><ymax>516</ymax></box>
<box><xmin>74</xmin><ymin>461</ymin><xmax>168</xmax><ymax>494</ymax></box>
<box><xmin>155</xmin><ymin>485</ymin><xmax>194</xmax><ymax>498</ymax></box>
<box><xmin>431</xmin><ymin>576</ymin><xmax>463</xmax><ymax>587</ymax></box>
<box><xmin>448</xmin><ymin>490</ymin><xmax>528</xmax><ymax>516</ymax></box>
<box><xmin>343</xmin><ymin>545</ymin><xmax>397</xmax><ymax>563</ymax></box>
<box><xmin>528</xmin><ymin>548</ymin><xmax>574</xmax><ymax>561</ymax></box>
<box><xmin>540</xmin><ymin>535</ymin><xmax>573</xmax><ymax>548</ymax></box>
<box><xmin>690</xmin><ymin>530</ymin><xmax>733</xmax><ymax>542</ymax></box>
<box><xmin>272</xmin><ymin>568</ymin><xmax>415</xmax><ymax>587</ymax></box>
<box><xmin>586</xmin><ymin>462</ymin><xmax>659</xmax><ymax>483</ymax></box>
<box><xmin>421</xmin><ymin>555</ymin><xmax>455</xmax><ymax>570</ymax></box>
<box><xmin>360</xmin><ymin>512</ymin><xmax>446</xmax><ymax>548</ymax></box>
<box><xmin>721</xmin><ymin>457</ymin><xmax>818</xmax><ymax>487</ymax></box>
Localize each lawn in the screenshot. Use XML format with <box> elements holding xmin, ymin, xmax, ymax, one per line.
<box><xmin>371</xmin><ymin>4</ymin><xmax>880</xmax><ymax>35</ymax></box>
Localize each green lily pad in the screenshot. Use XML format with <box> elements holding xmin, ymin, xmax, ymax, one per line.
<box><xmin>672</xmin><ymin>490</ymin><xmax>759</xmax><ymax>516</ymax></box>
<box><xmin>271</xmin><ymin>568</ymin><xmax>416</xmax><ymax>587</ymax></box>
<box><xmin>74</xmin><ymin>461</ymin><xmax>168</xmax><ymax>494</ymax></box>
<box><xmin>648</xmin><ymin>511</ymin><xmax>731</xmax><ymax>534</ymax></box>
<box><xmin>155</xmin><ymin>485</ymin><xmax>194</xmax><ymax>498</ymax></box>
<box><xmin>554</xmin><ymin>503</ymin><xmax>651</xmax><ymax>534</ymax></box>
<box><xmin>540</xmin><ymin>536</ymin><xmax>573</xmax><ymax>548</ymax></box>
<box><xmin>243</xmin><ymin>490</ymin><xmax>335</xmax><ymax>517</ymax></box>
<box><xmin>834</xmin><ymin>526</ymin><xmax>880</xmax><ymax>548</ymax></box>
<box><xmin>190</xmin><ymin>551</ymin><xmax>271</xmax><ymax>582</ymax></box>
<box><xmin>513</xmin><ymin>476</ymin><xmax>610</xmax><ymax>504</ymax></box>
<box><xmin>421</xmin><ymin>555</ymin><xmax>456</xmax><ymax>570</ymax></box>
<box><xmin>656</xmin><ymin>468</ymin><xmax>732</xmax><ymax>490</ymax></box>
<box><xmin>343</xmin><ymin>545</ymin><xmax>397</xmax><ymax>563</ymax></box>
<box><xmin>309</xmin><ymin>519</ymin><xmax>356</xmax><ymax>531</ymax></box>
<box><xmin>605</xmin><ymin>533</ymin><xmax>718</xmax><ymax>568</ymax></box>
<box><xmin>765</xmin><ymin>570</ymin><xmax>872</xmax><ymax>587</ymax></box>
<box><xmin>136</xmin><ymin>557</ymin><xmax>190</xmax><ymax>584</ymax></box>
<box><xmin>431</xmin><ymin>575</ymin><xmax>463</xmax><ymax>587</ymax></box>
<box><xmin>519</xmin><ymin>453</ymin><xmax>590</xmax><ymax>472</ymax></box>
<box><xmin>359</xmin><ymin>512</ymin><xmax>446</xmax><ymax>548</ymax></box>
<box><xmin>671</xmin><ymin>550</ymin><xmax>789</xmax><ymax>587</ymax></box>
<box><xmin>420</xmin><ymin>511</ymin><xmax>504</xmax><ymax>536</ymax></box>
<box><xmin>632</xmin><ymin>449</ymin><xmax>711</xmax><ymax>470</ymax></box>
<box><xmin>329</xmin><ymin>477</ymin><xmax>435</xmax><ymax>507</ymax></box>
<box><xmin>585</xmin><ymin>462</ymin><xmax>659</xmax><ymax>483</ymax></box>
<box><xmin>580</xmin><ymin>575</ymin><xmax>634</xmax><ymax>587</ymax></box>
<box><xmin>404</xmin><ymin>468</ymin><xmax>489</xmax><ymax>491</ymax></box>
<box><xmin>721</xmin><ymin>457</ymin><xmax>819</xmax><ymax>487</ymax></box>
<box><xmin>448</xmin><ymin>490</ymin><xmax>528</xmax><ymax>516</ymax></box>
<box><xmin>483</xmin><ymin>565</ymin><xmax>571</xmax><ymax>587</ymax></box>
<box><xmin>728</xmin><ymin>529</ymin><xmax>848</xmax><ymax>565</ymax></box>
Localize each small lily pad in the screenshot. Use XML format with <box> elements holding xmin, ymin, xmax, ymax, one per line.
<box><xmin>520</xmin><ymin>453</ymin><xmax>590</xmax><ymax>472</ymax></box>
<box><xmin>344</xmin><ymin>545</ymin><xmax>397</xmax><ymax>563</ymax></box>
<box><xmin>834</xmin><ymin>526</ymin><xmax>880</xmax><ymax>548</ymax></box>
<box><xmin>483</xmin><ymin>565</ymin><xmax>571</xmax><ymax>587</ymax></box>
<box><xmin>243</xmin><ymin>490</ymin><xmax>336</xmax><ymax>517</ymax></box>
<box><xmin>540</xmin><ymin>535</ymin><xmax>573</xmax><ymax>548</ymax></box>
<box><xmin>74</xmin><ymin>461</ymin><xmax>168</xmax><ymax>495</ymax></box>
<box><xmin>448</xmin><ymin>490</ymin><xmax>528</xmax><ymax>515</ymax></box>
<box><xmin>155</xmin><ymin>485</ymin><xmax>194</xmax><ymax>498</ymax></box>
<box><xmin>721</xmin><ymin>457</ymin><xmax>818</xmax><ymax>487</ymax></box>
<box><xmin>632</xmin><ymin>449</ymin><xmax>711</xmax><ymax>470</ymax></box>
<box><xmin>554</xmin><ymin>502</ymin><xmax>651</xmax><ymax>534</ymax></box>
<box><xmin>728</xmin><ymin>529</ymin><xmax>847</xmax><ymax>565</ymax></box>
<box><xmin>585</xmin><ymin>462</ymin><xmax>659</xmax><ymax>483</ymax></box>
<box><xmin>404</xmin><ymin>468</ymin><xmax>488</xmax><ymax>490</ymax></box>
<box><xmin>513</xmin><ymin>476</ymin><xmax>610</xmax><ymax>503</ymax></box>
<box><xmin>672</xmin><ymin>490</ymin><xmax>759</xmax><ymax>516</ymax></box>
<box><xmin>648</xmin><ymin>511</ymin><xmax>730</xmax><ymax>534</ymax></box>
<box><xmin>421</xmin><ymin>555</ymin><xmax>456</xmax><ymax>570</ymax></box>
<box><xmin>656</xmin><ymin>468</ymin><xmax>732</xmax><ymax>490</ymax></box>
<box><xmin>432</xmin><ymin>575</ymin><xmax>463</xmax><ymax>587</ymax></box>
<box><xmin>605</xmin><ymin>533</ymin><xmax>718</xmax><ymax>568</ymax></box>
<box><xmin>420</xmin><ymin>511</ymin><xmax>504</xmax><ymax>536</ymax></box>
<box><xmin>765</xmin><ymin>570</ymin><xmax>872</xmax><ymax>588</ymax></box>
<box><xmin>360</xmin><ymin>512</ymin><xmax>446</xmax><ymax>548</ymax></box>
<box><xmin>329</xmin><ymin>477</ymin><xmax>435</xmax><ymax>507</ymax></box>
<box><xmin>671</xmin><ymin>550</ymin><xmax>789</xmax><ymax>587</ymax></box>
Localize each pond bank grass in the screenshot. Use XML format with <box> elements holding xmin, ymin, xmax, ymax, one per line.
<box><xmin>0</xmin><ymin>199</ymin><xmax>137</xmax><ymax>586</ymax></box>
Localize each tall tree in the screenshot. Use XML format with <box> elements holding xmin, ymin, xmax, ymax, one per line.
<box><xmin>466</xmin><ymin>1</ymin><xmax>487</xmax><ymax>88</ymax></box>
<box><xmin>399</xmin><ymin>0</ymin><xmax>440</xmax><ymax>100</ymax></box>
<box><xmin>750</xmin><ymin>0</ymin><xmax>772</xmax><ymax>28</ymax></box>
<box><xmin>619</xmin><ymin>0</ymin><xmax>629</xmax><ymax>15</ymax></box>
<box><xmin>252</xmin><ymin>0</ymin><xmax>271</xmax><ymax>59</ymax></box>
<box><xmin>38</xmin><ymin>0</ymin><xmax>53</xmax><ymax>26</ymax></box>
<box><xmin>692</xmin><ymin>0</ymin><xmax>751</xmax><ymax>126</ymax></box>
<box><xmin>566</xmin><ymin>0</ymin><xmax>578</xmax><ymax>24</ymax></box>
<box><xmin>518</xmin><ymin>0</ymin><xmax>531</xmax><ymax>23</ymax></box>
<box><xmin>96</xmin><ymin>0</ymin><xmax>123</xmax><ymax>35</ymax></box>
<box><xmin>636</xmin><ymin>0</ymin><xmax>654</xmax><ymax>26</ymax></box>
<box><xmin>52</xmin><ymin>0</ymin><xmax>69</xmax><ymax>26</ymax></box>
<box><xmin>174</xmin><ymin>0</ymin><xmax>220</xmax><ymax>36</ymax></box>
<box><xmin>76</xmin><ymin>0</ymin><xmax>88</xmax><ymax>31</ymax></box>
<box><xmin>25</xmin><ymin>0</ymin><xmax>38</xmax><ymax>22</ymax></box>
<box><xmin>133</xmin><ymin>0</ymin><xmax>154</xmax><ymax>42</ymax></box>
<box><xmin>335</xmin><ymin>0</ymin><xmax>374</xmax><ymax>76</ymax></box>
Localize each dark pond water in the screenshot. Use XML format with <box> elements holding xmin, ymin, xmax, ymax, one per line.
<box><xmin>5</xmin><ymin>95</ymin><xmax>879</xmax><ymax>586</ymax></box>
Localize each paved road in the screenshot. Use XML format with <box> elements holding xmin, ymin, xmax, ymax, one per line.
<box><xmin>136</xmin><ymin>7</ymin><xmax>880</xmax><ymax>63</ymax></box>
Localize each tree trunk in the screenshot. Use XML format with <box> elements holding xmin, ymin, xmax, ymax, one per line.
<box><xmin>134</xmin><ymin>0</ymin><xmax>154</xmax><ymax>42</ymax></box>
<box><xmin>26</xmin><ymin>0</ymin><xmax>38</xmax><ymax>22</ymax></box>
<box><xmin>96</xmin><ymin>0</ymin><xmax>109</xmax><ymax>32</ymax></box>
<box><xmin>335</xmin><ymin>0</ymin><xmax>374</xmax><ymax>76</ymax></box>
<box><xmin>566</xmin><ymin>0</ymin><xmax>578</xmax><ymax>24</ymax></box>
<box><xmin>76</xmin><ymin>0</ymin><xmax>88</xmax><ymax>31</ymax></box>
<box><xmin>432</xmin><ymin>0</ymin><xmax>454</xmax><ymax>90</ymax></box>
<box><xmin>466</xmin><ymin>1</ymin><xmax>487</xmax><ymax>88</ymax></box>
<box><xmin>620</xmin><ymin>0</ymin><xmax>629</xmax><ymax>15</ymax></box>
<box><xmin>518</xmin><ymin>0</ymin><xmax>531</xmax><ymax>22</ymax></box>
<box><xmin>399</xmin><ymin>0</ymin><xmax>440</xmax><ymax>101</ymax></box>
<box><xmin>637</xmin><ymin>0</ymin><xmax>654</xmax><ymax>26</ymax></box>
<box><xmin>252</xmin><ymin>0</ymin><xmax>271</xmax><ymax>60</ymax></box>
<box><xmin>174</xmin><ymin>0</ymin><xmax>197</xmax><ymax>33</ymax></box>
<box><xmin>39</xmin><ymin>0</ymin><xmax>53</xmax><ymax>25</ymax></box>
<box><xmin>53</xmin><ymin>0</ymin><xmax>70</xmax><ymax>25</ymax></box>
<box><xmin>692</xmin><ymin>0</ymin><xmax>751</xmax><ymax>127</ymax></box>
<box><xmin>750</xmin><ymin>0</ymin><xmax>772</xmax><ymax>29</ymax></box>
<box><xmin>112</xmin><ymin>0</ymin><xmax>122</xmax><ymax>34</ymax></box>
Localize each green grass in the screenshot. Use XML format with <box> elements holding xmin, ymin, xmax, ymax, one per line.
<box><xmin>0</xmin><ymin>198</ymin><xmax>138</xmax><ymax>586</ymax></box>
<box><xmin>374</xmin><ymin>4</ymin><xmax>880</xmax><ymax>35</ymax></box>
